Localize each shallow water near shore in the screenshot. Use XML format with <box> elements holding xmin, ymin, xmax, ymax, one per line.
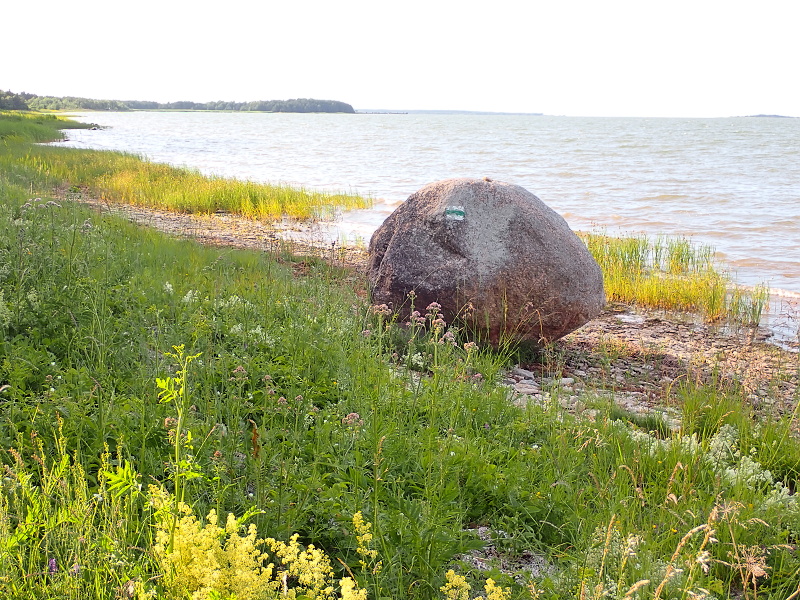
<box><xmin>60</xmin><ymin>111</ymin><xmax>800</xmax><ymax>341</ymax></box>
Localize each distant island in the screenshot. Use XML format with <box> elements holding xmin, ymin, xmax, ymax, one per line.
<box><xmin>0</xmin><ymin>90</ymin><xmax>355</xmax><ymax>113</ymax></box>
<box><xmin>743</xmin><ymin>114</ymin><xmax>795</xmax><ymax>118</ymax></box>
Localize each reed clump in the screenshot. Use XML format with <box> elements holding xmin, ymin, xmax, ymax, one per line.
<box><xmin>581</xmin><ymin>232</ymin><xmax>771</xmax><ymax>326</ymax></box>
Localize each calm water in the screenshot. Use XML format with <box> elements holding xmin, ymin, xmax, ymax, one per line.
<box><xmin>62</xmin><ymin>111</ymin><xmax>800</xmax><ymax>300</ymax></box>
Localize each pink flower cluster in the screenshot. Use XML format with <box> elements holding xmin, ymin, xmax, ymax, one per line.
<box><xmin>371</xmin><ymin>304</ymin><xmax>392</xmax><ymax>317</ymax></box>
<box><xmin>341</xmin><ymin>412</ymin><xmax>364</xmax><ymax>426</ymax></box>
<box><xmin>229</xmin><ymin>365</ymin><xmax>248</xmax><ymax>381</ymax></box>
<box><xmin>425</xmin><ymin>302</ymin><xmax>442</xmax><ymax>315</ymax></box>
<box><xmin>439</xmin><ymin>331</ymin><xmax>456</xmax><ymax>345</ymax></box>
<box><xmin>407</xmin><ymin>311</ymin><xmax>426</xmax><ymax>326</ymax></box>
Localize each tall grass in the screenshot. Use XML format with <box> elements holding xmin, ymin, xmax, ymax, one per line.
<box><xmin>0</xmin><ymin>111</ymin><xmax>89</xmax><ymax>143</ymax></box>
<box><xmin>0</xmin><ymin>193</ymin><xmax>798</xmax><ymax>599</ymax></box>
<box><xmin>0</xmin><ymin>432</ymin><xmax>153</xmax><ymax>599</ymax></box>
<box><xmin>0</xmin><ymin>111</ymin><xmax>371</xmax><ymax>220</ymax></box>
<box><xmin>581</xmin><ymin>232</ymin><xmax>771</xmax><ymax>325</ymax></box>
<box><xmin>1</xmin><ymin>112</ymin><xmax>799</xmax><ymax>599</ymax></box>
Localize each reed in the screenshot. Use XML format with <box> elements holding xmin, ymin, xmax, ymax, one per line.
<box><xmin>581</xmin><ymin>231</ymin><xmax>769</xmax><ymax>325</ymax></box>
<box><xmin>0</xmin><ymin>112</ymin><xmax>371</xmax><ymax>221</ymax></box>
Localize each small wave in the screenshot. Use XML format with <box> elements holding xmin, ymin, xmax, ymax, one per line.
<box><xmin>728</xmin><ymin>257</ymin><xmax>782</xmax><ymax>268</ymax></box>
<box><xmin>730</xmin><ymin>257</ymin><xmax>800</xmax><ymax>271</ymax></box>
<box><xmin>642</xmin><ymin>194</ymin><xmax>688</xmax><ymax>201</ymax></box>
<box><xmin>770</xmin><ymin>288</ymin><xmax>800</xmax><ymax>300</ymax></box>
<box><xmin>382</xmin><ymin>199</ymin><xmax>404</xmax><ymax>208</ymax></box>
<box><xmin>727</xmin><ymin>283</ymin><xmax>800</xmax><ymax>301</ymax></box>
<box><xmin>733</xmin><ymin>227</ymin><xmax>784</xmax><ymax>235</ymax></box>
<box><xmin>771</xmin><ymin>219</ymin><xmax>800</xmax><ymax>228</ymax></box>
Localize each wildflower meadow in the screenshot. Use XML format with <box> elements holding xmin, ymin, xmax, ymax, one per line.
<box><xmin>0</xmin><ymin>112</ymin><xmax>799</xmax><ymax>599</ymax></box>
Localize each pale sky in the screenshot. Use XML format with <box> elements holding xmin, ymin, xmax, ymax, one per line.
<box><xmin>5</xmin><ymin>0</ymin><xmax>799</xmax><ymax>117</ymax></box>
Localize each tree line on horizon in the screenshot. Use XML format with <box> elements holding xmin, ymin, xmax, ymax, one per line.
<box><xmin>0</xmin><ymin>90</ymin><xmax>36</xmax><ymax>110</ymax></box>
<box><xmin>0</xmin><ymin>90</ymin><xmax>355</xmax><ymax>113</ymax></box>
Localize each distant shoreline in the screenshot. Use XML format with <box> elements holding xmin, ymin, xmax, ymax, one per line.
<box><xmin>356</xmin><ymin>109</ymin><xmax>544</xmax><ymax>116</ymax></box>
<box><xmin>743</xmin><ymin>114</ymin><xmax>796</xmax><ymax>118</ymax></box>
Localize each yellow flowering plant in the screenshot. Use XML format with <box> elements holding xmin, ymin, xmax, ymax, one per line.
<box><xmin>353</xmin><ymin>511</ymin><xmax>382</xmax><ymax>574</ymax></box>
<box><xmin>148</xmin><ymin>486</ymin><xmax>369</xmax><ymax>600</ymax></box>
<box><xmin>440</xmin><ymin>570</ymin><xmax>511</xmax><ymax>600</ymax></box>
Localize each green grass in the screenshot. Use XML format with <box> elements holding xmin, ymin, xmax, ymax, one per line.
<box><xmin>1</xmin><ymin>113</ymin><xmax>799</xmax><ymax>599</ymax></box>
<box><xmin>0</xmin><ymin>111</ymin><xmax>89</xmax><ymax>144</ymax></box>
<box><xmin>581</xmin><ymin>232</ymin><xmax>771</xmax><ymax>326</ymax></box>
<box><xmin>0</xmin><ymin>195</ymin><xmax>798</xmax><ymax>600</ymax></box>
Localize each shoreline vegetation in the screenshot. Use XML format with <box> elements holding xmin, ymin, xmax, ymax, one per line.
<box><xmin>1</xmin><ymin>112</ymin><xmax>800</xmax><ymax>599</ymax></box>
<box><xmin>0</xmin><ymin>111</ymin><xmax>370</xmax><ymax>220</ymax></box>
<box><xmin>0</xmin><ymin>90</ymin><xmax>356</xmax><ymax>114</ymax></box>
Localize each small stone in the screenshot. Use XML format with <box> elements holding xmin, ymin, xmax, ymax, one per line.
<box><xmin>511</xmin><ymin>367</ymin><xmax>536</xmax><ymax>379</ymax></box>
<box><xmin>515</xmin><ymin>382</ymin><xmax>540</xmax><ymax>395</ymax></box>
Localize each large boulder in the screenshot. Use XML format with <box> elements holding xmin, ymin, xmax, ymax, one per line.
<box><xmin>367</xmin><ymin>178</ymin><xmax>605</xmax><ymax>345</ymax></box>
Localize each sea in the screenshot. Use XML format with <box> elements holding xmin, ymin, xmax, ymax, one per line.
<box><xmin>59</xmin><ymin>111</ymin><xmax>800</xmax><ymax>341</ymax></box>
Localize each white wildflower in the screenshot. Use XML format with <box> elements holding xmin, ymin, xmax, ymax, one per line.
<box><xmin>25</xmin><ymin>289</ymin><xmax>40</xmax><ymax>309</ymax></box>
<box><xmin>762</xmin><ymin>482</ymin><xmax>798</xmax><ymax>511</ymax></box>
<box><xmin>723</xmin><ymin>455</ymin><xmax>773</xmax><ymax>488</ymax></box>
<box><xmin>706</xmin><ymin>424</ymin><xmax>740</xmax><ymax>468</ymax></box>
<box><xmin>0</xmin><ymin>291</ymin><xmax>11</xmax><ymax>329</ymax></box>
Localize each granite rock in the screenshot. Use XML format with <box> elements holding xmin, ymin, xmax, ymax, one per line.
<box><xmin>367</xmin><ymin>178</ymin><xmax>605</xmax><ymax>345</ymax></box>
